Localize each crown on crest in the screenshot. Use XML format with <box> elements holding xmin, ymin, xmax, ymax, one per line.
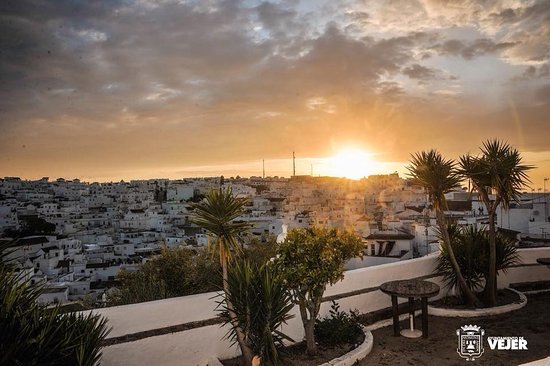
<box><xmin>461</xmin><ymin>325</ymin><xmax>481</xmax><ymax>333</ymax></box>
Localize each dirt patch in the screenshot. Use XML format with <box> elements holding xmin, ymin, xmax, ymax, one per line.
<box><xmin>510</xmin><ymin>281</ymin><xmax>550</xmax><ymax>292</ymax></box>
<box><xmin>431</xmin><ymin>289</ymin><xmax>520</xmax><ymax>309</ymax></box>
<box><xmin>221</xmin><ymin>332</ymin><xmax>364</xmax><ymax>366</ymax></box>
<box><xmin>359</xmin><ymin>292</ymin><xmax>550</xmax><ymax>366</ymax></box>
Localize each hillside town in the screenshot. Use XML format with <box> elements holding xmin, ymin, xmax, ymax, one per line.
<box><xmin>1</xmin><ymin>174</ymin><xmax>549</xmax><ymax>305</ymax></box>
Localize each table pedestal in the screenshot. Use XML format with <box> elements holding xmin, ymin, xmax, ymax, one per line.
<box><xmin>381</xmin><ymin>280</ymin><xmax>439</xmax><ymax>339</ymax></box>
<box><xmin>400</xmin><ymin>329</ymin><xmax>423</xmax><ymax>338</ymax></box>
<box><xmin>400</xmin><ymin>297</ymin><xmax>423</xmax><ymax>338</ymax></box>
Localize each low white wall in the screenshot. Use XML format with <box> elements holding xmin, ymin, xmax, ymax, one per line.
<box><xmin>96</xmin><ymin>248</ymin><xmax>550</xmax><ymax>366</ymax></box>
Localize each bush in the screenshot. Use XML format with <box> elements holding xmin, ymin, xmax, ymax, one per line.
<box><xmin>106</xmin><ymin>247</ymin><xmax>222</xmax><ymax>306</ymax></box>
<box><xmin>314</xmin><ymin>301</ymin><xmax>362</xmax><ymax>347</ymax></box>
<box><xmin>436</xmin><ymin>224</ymin><xmax>520</xmax><ymax>301</ymax></box>
<box><xmin>0</xmin><ymin>241</ymin><xmax>110</xmax><ymax>366</ymax></box>
<box><xmin>219</xmin><ymin>260</ymin><xmax>294</xmax><ymax>366</ymax></box>
<box><xmin>275</xmin><ymin>227</ymin><xmax>363</xmax><ymax>355</ymax></box>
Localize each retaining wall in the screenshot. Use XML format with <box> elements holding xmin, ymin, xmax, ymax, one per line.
<box><xmin>92</xmin><ymin>247</ymin><xmax>550</xmax><ymax>366</ymax></box>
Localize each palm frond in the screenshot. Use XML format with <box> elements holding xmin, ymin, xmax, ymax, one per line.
<box><xmin>407</xmin><ymin>150</ymin><xmax>460</xmax><ymax>210</ymax></box>
<box><xmin>191</xmin><ymin>188</ymin><xmax>250</xmax><ymax>263</ymax></box>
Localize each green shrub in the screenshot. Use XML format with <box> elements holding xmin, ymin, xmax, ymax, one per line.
<box><xmin>106</xmin><ymin>247</ymin><xmax>222</xmax><ymax>306</ymax></box>
<box><xmin>0</xmin><ymin>241</ymin><xmax>110</xmax><ymax>366</ymax></box>
<box><xmin>219</xmin><ymin>260</ymin><xmax>294</xmax><ymax>366</ymax></box>
<box><xmin>275</xmin><ymin>227</ymin><xmax>363</xmax><ymax>355</ymax></box>
<box><xmin>314</xmin><ymin>301</ymin><xmax>362</xmax><ymax>347</ymax></box>
<box><xmin>436</xmin><ymin>224</ymin><xmax>520</xmax><ymax>302</ymax></box>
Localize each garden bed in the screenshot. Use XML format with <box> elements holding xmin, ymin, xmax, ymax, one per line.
<box><xmin>221</xmin><ymin>331</ymin><xmax>365</xmax><ymax>366</ymax></box>
<box><xmin>430</xmin><ymin>288</ymin><xmax>520</xmax><ymax>309</ymax></box>
<box><xmin>428</xmin><ymin>288</ymin><xmax>527</xmax><ymax>317</ymax></box>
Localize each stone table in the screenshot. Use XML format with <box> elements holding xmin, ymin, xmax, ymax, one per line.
<box><xmin>380</xmin><ymin>279</ymin><xmax>440</xmax><ymax>338</ymax></box>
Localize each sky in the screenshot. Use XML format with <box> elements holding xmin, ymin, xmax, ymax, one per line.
<box><xmin>0</xmin><ymin>0</ymin><xmax>549</xmax><ymax>186</ymax></box>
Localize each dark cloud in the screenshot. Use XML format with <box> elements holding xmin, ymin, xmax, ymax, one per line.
<box><xmin>516</xmin><ymin>64</ymin><xmax>550</xmax><ymax>81</ymax></box>
<box><xmin>431</xmin><ymin>38</ymin><xmax>516</xmax><ymax>59</ymax></box>
<box><xmin>488</xmin><ymin>8</ymin><xmax>520</xmax><ymax>26</ymax></box>
<box><xmin>402</xmin><ymin>64</ymin><xmax>437</xmax><ymax>81</ymax></box>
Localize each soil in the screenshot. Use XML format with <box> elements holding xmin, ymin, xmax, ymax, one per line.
<box><xmin>221</xmin><ymin>332</ymin><xmax>365</xmax><ymax>366</ymax></box>
<box><xmin>431</xmin><ymin>289</ymin><xmax>521</xmax><ymax>309</ymax></box>
<box><xmin>358</xmin><ymin>292</ymin><xmax>550</xmax><ymax>366</ymax></box>
<box><xmin>511</xmin><ymin>280</ymin><xmax>550</xmax><ymax>292</ymax></box>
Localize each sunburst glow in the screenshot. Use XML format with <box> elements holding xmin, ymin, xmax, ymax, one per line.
<box><xmin>324</xmin><ymin>148</ymin><xmax>379</xmax><ymax>179</ymax></box>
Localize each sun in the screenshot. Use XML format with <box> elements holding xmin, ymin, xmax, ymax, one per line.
<box><xmin>325</xmin><ymin>148</ymin><xmax>378</xmax><ymax>179</ymax></box>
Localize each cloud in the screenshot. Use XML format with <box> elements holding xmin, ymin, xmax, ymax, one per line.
<box><xmin>0</xmin><ymin>0</ymin><xmax>549</xmax><ymax>180</ymax></box>
<box><xmin>402</xmin><ymin>63</ymin><xmax>438</xmax><ymax>81</ymax></box>
<box><xmin>430</xmin><ymin>38</ymin><xmax>516</xmax><ymax>59</ymax></box>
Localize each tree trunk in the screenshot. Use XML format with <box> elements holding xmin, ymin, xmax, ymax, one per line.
<box><xmin>436</xmin><ymin>210</ymin><xmax>480</xmax><ymax>307</ymax></box>
<box><xmin>223</xmin><ymin>260</ymin><xmax>255</xmax><ymax>366</ymax></box>
<box><xmin>304</xmin><ymin>318</ymin><xmax>317</xmax><ymax>356</ymax></box>
<box><xmin>298</xmin><ymin>299</ymin><xmax>318</xmax><ymax>356</ymax></box>
<box><xmin>483</xmin><ymin>211</ymin><xmax>497</xmax><ymax>307</ymax></box>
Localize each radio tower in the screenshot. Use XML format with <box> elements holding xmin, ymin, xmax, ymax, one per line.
<box><xmin>292</xmin><ymin>152</ymin><xmax>296</xmax><ymax>177</ymax></box>
<box><xmin>262</xmin><ymin>159</ymin><xmax>265</xmax><ymax>179</ymax></box>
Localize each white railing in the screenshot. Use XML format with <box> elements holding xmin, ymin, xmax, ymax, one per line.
<box><xmin>92</xmin><ymin>247</ymin><xmax>550</xmax><ymax>366</ymax></box>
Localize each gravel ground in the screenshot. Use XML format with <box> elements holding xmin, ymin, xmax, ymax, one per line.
<box><xmin>359</xmin><ymin>292</ymin><xmax>550</xmax><ymax>366</ymax></box>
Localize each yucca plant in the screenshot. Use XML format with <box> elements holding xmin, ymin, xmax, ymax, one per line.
<box><xmin>192</xmin><ymin>188</ymin><xmax>255</xmax><ymax>365</ymax></box>
<box><xmin>0</xmin><ymin>240</ymin><xmax>110</xmax><ymax>366</ymax></box>
<box><xmin>436</xmin><ymin>224</ymin><xmax>520</xmax><ymax>303</ymax></box>
<box><xmin>218</xmin><ymin>260</ymin><xmax>294</xmax><ymax>366</ymax></box>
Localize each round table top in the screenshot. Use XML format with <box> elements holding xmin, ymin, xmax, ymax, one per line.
<box><xmin>380</xmin><ymin>279</ymin><xmax>440</xmax><ymax>298</ymax></box>
<box><xmin>537</xmin><ymin>257</ymin><xmax>550</xmax><ymax>265</ymax></box>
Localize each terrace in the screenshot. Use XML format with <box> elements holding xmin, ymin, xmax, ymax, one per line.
<box><xmin>90</xmin><ymin>247</ymin><xmax>550</xmax><ymax>366</ymax></box>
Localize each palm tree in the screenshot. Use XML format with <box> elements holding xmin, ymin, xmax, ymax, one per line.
<box><xmin>192</xmin><ymin>188</ymin><xmax>254</xmax><ymax>366</ymax></box>
<box><xmin>459</xmin><ymin>140</ymin><xmax>532</xmax><ymax>306</ymax></box>
<box><xmin>407</xmin><ymin>150</ymin><xmax>480</xmax><ymax>306</ymax></box>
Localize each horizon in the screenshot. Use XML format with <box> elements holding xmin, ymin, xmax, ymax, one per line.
<box><xmin>1</xmin><ymin>1</ymin><xmax>549</xmax><ymax>187</ymax></box>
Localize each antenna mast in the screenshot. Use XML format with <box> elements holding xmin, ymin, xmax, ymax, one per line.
<box><xmin>292</xmin><ymin>152</ymin><xmax>296</xmax><ymax>177</ymax></box>
<box><xmin>262</xmin><ymin>159</ymin><xmax>265</xmax><ymax>179</ymax></box>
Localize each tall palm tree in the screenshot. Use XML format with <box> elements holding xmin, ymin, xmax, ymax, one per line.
<box><xmin>192</xmin><ymin>188</ymin><xmax>254</xmax><ymax>365</ymax></box>
<box><xmin>459</xmin><ymin>140</ymin><xmax>532</xmax><ymax>306</ymax></box>
<box><xmin>407</xmin><ymin>150</ymin><xmax>480</xmax><ymax>306</ymax></box>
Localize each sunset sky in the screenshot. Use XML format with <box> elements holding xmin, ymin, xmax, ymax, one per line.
<box><xmin>1</xmin><ymin>0</ymin><xmax>549</xmax><ymax>186</ymax></box>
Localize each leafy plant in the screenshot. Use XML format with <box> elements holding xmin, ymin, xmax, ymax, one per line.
<box><xmin>275</xmin><ymin>227</ymin><xmax>363</xmax><ymax>355</ymax></box>
<box><xmin>436</xmin><ymin>224</ymin><xmax>520</xmax><ymax>303</ymax></box>
<box><xmin>107</xmin><ymin>247</ymin><xmax>222</xmax><ymax>306</ymax></box>
<box><xmin>314</xmin><ymin>301</ymin><xmax>362</xmax><ymax>347</ymax></box>
<box><xmin>0</xmin><ymin>240</ymin><xmax>110</xmax><ymax>366</ymax></box>
<box><xmin>192</xmin><ymin>188</ymin><xmax>256</xmax><ymax>365</ymax></box>
<box><xmin>219</xmin><ymin>260</ymin><xmax>294</xmax><ymax>366</ymax></box>
<box><xmin>243</xmin><ymin>235</ymin><xmax>279</xmax><ymax>266</ymax></box>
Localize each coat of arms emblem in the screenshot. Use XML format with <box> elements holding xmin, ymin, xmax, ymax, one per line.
<box><xmin>457</xmin><ymin>324</ymin><xmax>485</xmax><ymax>361</ymax></box>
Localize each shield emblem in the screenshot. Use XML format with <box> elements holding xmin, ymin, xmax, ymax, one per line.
<box><xmin>457</xmin><ymin>325</ymin><xmax>485</xmax><ymax>361</ymax></box>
